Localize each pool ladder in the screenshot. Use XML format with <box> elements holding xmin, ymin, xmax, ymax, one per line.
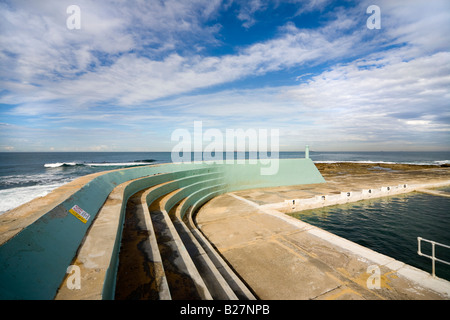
<box><xmin>417</xmin><ymin>237</ymin><xmax>450</xmax><ymax>278</ymax></box>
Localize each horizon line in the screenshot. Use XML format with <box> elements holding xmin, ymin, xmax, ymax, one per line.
<box><xmin>1</xmin><ymin>150</ymin><xmax>450</xmax><ymax>153</ymax></box>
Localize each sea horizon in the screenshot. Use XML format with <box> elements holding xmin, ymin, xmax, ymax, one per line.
<box><xmin>1</xmin><ymin>150</ymin><xmax>450</xmax><ymax>215</ymax></box>
<box><xmin>1</xmin><ymin>150</ymin><xmax>450</xmax><ymax>153</ymax></box>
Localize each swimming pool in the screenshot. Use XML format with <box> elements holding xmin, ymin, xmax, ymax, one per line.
<box><xmin>288</xmin><ymin>189</ymin><xmax>450</xmax><ymax>282</ymax></box>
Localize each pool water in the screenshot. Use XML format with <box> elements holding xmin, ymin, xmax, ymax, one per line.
<box><xmin>289</xmin><ymin>190</ymin><xmax>450</xmax><ymax>282</ymax></box>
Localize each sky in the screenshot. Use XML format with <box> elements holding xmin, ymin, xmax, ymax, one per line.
<box><xmin>0</xmin><ymin>0</ymin><xmax>449</xmax><ymax>152</ymax></box>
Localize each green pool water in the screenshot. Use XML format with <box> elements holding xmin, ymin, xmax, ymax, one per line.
<box><xmin>289</xmin><ymin>189</ymin><xmax>450</xmax><ymax>282</ymax></box>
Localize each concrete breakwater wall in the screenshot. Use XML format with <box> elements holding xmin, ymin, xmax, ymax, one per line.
<box><xmin>0</xmin><ymin>158</ymin><xmax>324</xmax><ymax>300</ymax></box>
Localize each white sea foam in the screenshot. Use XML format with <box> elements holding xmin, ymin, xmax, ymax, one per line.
<box><xmin>1</xmin><ymin>160</ymin><xmax>156</xmax><ymax>215</ymax></box>
<box><xmin>43</xmin><ymin>162</ymin><xmax>152</xmax><ymax>168</ymax></box>
<box><xmin>44</xmin><ymin>162</ymin><xmax>78</xmax><ymax>168</ymax></box>
<box><xmin>84</xmin><ymin>162</ymin><xmax>151</xmax><ymax>167</ymax></box>
<box><xmin>0</xmin><ymin>183</ymin><xmax>65</xmax><ymax>215</ymax></box>
<box><xmin>1</xmin><ymin>173</ymin><xmax>64</xmax><ymax>187</ymax></box>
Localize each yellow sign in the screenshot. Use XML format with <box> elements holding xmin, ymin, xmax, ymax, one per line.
<box><xmin>69</xmin><ymin>205</ymin><xmax>90</xmax><ymax>224</ymax></box>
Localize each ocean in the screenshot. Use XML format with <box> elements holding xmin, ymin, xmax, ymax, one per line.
<box><xmin>1</xmin><ymin>151</ymin><xmax>449</xmax><ymax>215</ymax></box>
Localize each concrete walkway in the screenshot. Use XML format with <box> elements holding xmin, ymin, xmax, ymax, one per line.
<box><xmin>195</xmin><ymin>163</ymin><xmax>450</xmax><ymax>300</ymax></box>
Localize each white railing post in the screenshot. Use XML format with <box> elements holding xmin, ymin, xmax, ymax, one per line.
<box><xmin>432</xmin><ymin>241</ymin><xmax>436</xmax><ymax>278</ymax></box>
<box><xmin>417</xmin><ymin>236</ymin><xmax>450</xmax><ymax>279</ymax></box>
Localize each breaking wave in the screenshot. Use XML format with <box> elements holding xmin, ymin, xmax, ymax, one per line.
<box><xmin>44</xmin><ymin>159</ymin><xmax>156</xmax><ymax>168</ymax></box>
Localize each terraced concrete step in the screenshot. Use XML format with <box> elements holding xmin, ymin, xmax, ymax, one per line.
<box><xmin>116</xmin><ymin>179</ymin><xmax>252</xmax><ymax>300</ymax></box>
<box><xmin>170</xmin><ymin>182</ymin><xmax>257</xmax><ymax>300</ymax></box>
<box><xmin>184</xmin><ymin>199</ymin><xmax>257</xmax><ymax>300</ymax></box>
<box><xmin>54</xmin><ymin>174</ymin><xmax>159</xmax><ymax>300</ymax></box>
<box><xmin>114</xmin><ymin>190</ymin><xmax>170</xmax><ymax>300</ymax></box>
<box><xmin>162</xmin><ymin>189</ymin><xmax>238</xmax><ymax>300</ymax></box>
<box><xmin>55</xmin><ymin>171</ymin><xmax>253</xmax><ymax>300</ymax></box>
<box><xmin>172</xmin><ymin>184</ymin><xmax>256</xmax><ymax>300</ymax></box>
<box><xmin>147</xmin><ymin>190</ymin><xmax>212</xmax><ymax>300</ymax></box>
<box><xmin>115</xmin><ymin>178</ymin><xmax>225</xmax><ymax>300</ymax></box>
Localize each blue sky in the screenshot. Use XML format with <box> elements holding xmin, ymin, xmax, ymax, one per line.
<box><xmin>0</xmin><ymin>0</ymin><xmax>449</xmax><ymax>152</ymax></box>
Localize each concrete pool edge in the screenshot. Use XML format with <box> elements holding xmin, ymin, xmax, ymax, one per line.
<box><xmin>225</xmin><ymin>181</ymin><xmax>450</xmax><ymax>299</ymax></box>
<box><xmin>270</xmin><ymin>180</ymin><xmax>450</xmax><ymax>213</ymax></box>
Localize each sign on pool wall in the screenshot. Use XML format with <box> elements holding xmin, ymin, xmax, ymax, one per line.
<box><xmin>69</xmin><ymin>205</ymin><xmax>91</xmax><ymax>224</ymax></box>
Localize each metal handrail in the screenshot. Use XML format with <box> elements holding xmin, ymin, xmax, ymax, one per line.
<box><xmin>417</xmin><ymin>237</ymin><xmax>450</xmax><ymax>278</ymax></box>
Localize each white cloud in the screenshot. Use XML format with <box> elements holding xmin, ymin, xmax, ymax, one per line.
<box><xmin>377</xmin><ymin>0</ymin><xmax>450</xmax><ymax>53</ymax></box>
<box><xmin>1</xmin><ymin>0</ymin><xmax>449</xmax><ymax>151</ymax></box>
<box><xmin>235</xmin><ymin>0</ymin><xmax>268</xmax><ymax>28</ymax></box>
<box><xmin>155</xmin><ymin>50</ymin><xmax>450</xmax><ymax>150</ymax></box>
<box><xmin>2</xmin><ymin>17</ymin><xmax>367</xmax><ymax>109</ymax></box>
<box><xmin>0</xmin><ymin>0</ymin><xmax>223</xmax><ymax>84</ymax></box>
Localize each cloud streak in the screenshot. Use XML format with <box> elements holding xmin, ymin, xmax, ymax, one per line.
<box><xmin>0</xmin><ymin>0</ymin><xmax>449</xmax><ymax>151</ymax></box>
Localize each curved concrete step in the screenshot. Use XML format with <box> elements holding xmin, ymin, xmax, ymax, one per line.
<box><xmin>55</xmin><ymin>168</ymin><xmax>253</xmax><ymax>300</ymax></box>
<box><xmin>143</xmin><ymin>185</ymin><xmax>213</xmax><ymax>300</ymax></box>
<box><xmin>114</xmin><ymin>189</ymin><xmax>171</xmax><ymax>300</ymax></box>
<box><xmin>54</xmin><ymin>173</ymin><xmax>163</xmax><ymax>300</ymax></box>
<box><xmin>115</xmin><ymin>173</ymin><xmax>226</xmax><ymax>300</ymax></box>
<box><xmin>161</xmin><ymin>183</ymin><xmax>239</xmax><ymax>300</ymax></box>
<box><xmin>115</xmin><ymin>175</ymin><xmax>248</xmax><ymax>300</ymax></box>
<box><xmin>54</xmin><ymin>169</ymin><xmax>218</xmax><ymax>300</ymax></box>
<box><xmin>182</xmin><ymin>190</ymin><xmax>257</xmax><ymax>300</ymax></box>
